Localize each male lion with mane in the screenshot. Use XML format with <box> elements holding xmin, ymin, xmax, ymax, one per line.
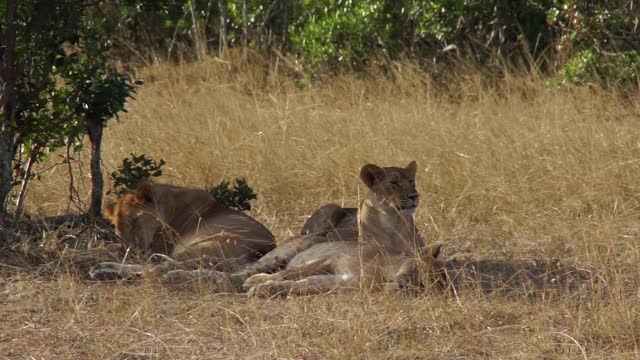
<box><xmin>89</xmin><ymin>183</ymin><xmax>276</xmax><ymax>279</ymax></box>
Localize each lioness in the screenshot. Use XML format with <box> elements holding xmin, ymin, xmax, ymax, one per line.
<box><xmin>89</xmin><ymin>183</ymin><xmax>276</xmax><ymax>279</ymax></box>
<box><xmin>242</xmin><ymin>161</ymin><xmax>447</xmax><ymax>296</ymax></box>
<box><xmin>218</xmin><ymin>161</ymin><xmax>424</xmax><ymax>284</ymax></box>
<box><xmin>244</xmin><ymin>241</ymin><xmax>445</xmax><ymax>296</ymax></box>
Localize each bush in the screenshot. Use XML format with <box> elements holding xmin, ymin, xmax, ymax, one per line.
<box><xmin>206</xmin><ymin>178</ymin><xmax>257</xmax><ymax>212</ymax></box>
<box><xmin>561</xmin><ymin>49</ymin><xmax>597</xmax><ymax>85</ymax></box>
<box><xmin>109</xmin><ymin>153</ymin><xmax>166</xmax><ymax>196</ymax></box>
<box><xmin>83</xmin><ymin>0</ymin><xmax>639</xmax><ymax>88</ymax></box>
<box><xmin>559</xmin><ymin>49</ymin><xmax>640</xmax><ymax>87</ymax></box>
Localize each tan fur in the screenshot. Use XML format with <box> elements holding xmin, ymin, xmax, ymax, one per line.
<box><xmin>90</xmin><ymin>183</ymin><xmax>275</xmax><ymax>279</ymax></box>
<box><xmin>244</xmin><ymin>242</ymin><xmax>446</xmax><ymax>296</ymax></box>
<box><xmin>226</xmin><ymin>161</ymin><xmax>424</xmax><ymax>285</ymax></box>
<box><xmin>240</xmin><ymin>161</ymin><xmax>447</xmax><ymax>296</ymax></box>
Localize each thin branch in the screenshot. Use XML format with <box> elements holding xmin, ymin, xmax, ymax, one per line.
<box><xmin>112</xmin><ymin>34</ymin><xmax>152</xmax><ymax>67</ymax></box>
<box><xmin>14</xmin><ymin>150</ymin><xmax>37</xmax><ymax>216</ymax></box>
<box><xmin>257</xmin><ymin>0</ymin><xmax>280</xmax><ymax>48</ymax></box>
<box><xmin>30</xmin><ymin>157</ymin><xmax>72</xmax><ymax>177</ymax></box>
<box><xmin>243</xmin><ymin>0</ymin><xmax>249</xmax><ymax>57</ymax></box>
<box><xmin>167</xmin><ymin>18</ymin><xmax>182</xmax><ymax>61</ymax></box>
<box><xmin>66</xmin><ymin>141</ymin><xmax>77</xmax><ymax>212</ymax></box>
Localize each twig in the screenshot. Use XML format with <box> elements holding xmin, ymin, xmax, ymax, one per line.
<box><xmin>167</xmin><ymin>14</ymin><xmax>183</xmax><ymax>62</ymax></box>
<box><xmin>14</xmin><ymin>149</ymin><xmax>37</xmax><ymax>217</ymax></box>
<box><xmin>540</xmin><ymin>332</ymin><xmax>588</xmax><ymax>360</ymax></box>
<box><xmin>65</xmin><ymin>141</ymin><xmax>84</xmax><ymax>213</ymax></box>
<box><xmin>257</xmin><ymin>0</ymin><xmax>280</xmax><ymax>48</ymax></box>
<box><xmin>113</xmin><ymin>34</ymin><xmax>151</xmax><ymax>67</ymax></box>
<box><xmin>42</xmin><ymin>213</ymin><xmax>90</xmax><ymax>227</ymax></box>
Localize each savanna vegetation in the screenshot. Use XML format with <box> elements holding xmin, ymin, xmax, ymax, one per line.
<box><xmin>1</xmin><ymin>1</ymin><xmax>640</xmax><ymax>358</ymax></box>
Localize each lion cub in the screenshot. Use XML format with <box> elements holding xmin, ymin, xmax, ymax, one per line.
<box><xmin>242</xmin><ymin>161</ymin><xmax>447</xmax><ymax>296</ymax></box>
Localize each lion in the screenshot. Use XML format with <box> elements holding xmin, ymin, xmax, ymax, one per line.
<box><xmin>243</xmin><ymin>241</ymin><xmax>446</xmax><ymax>296</ymax></box>
<box><xmin>241</xmin><ymin>161</ymin><xmax>448</xmax><ymax>296</ymax></box>
<box><xmin>89</xmin><ymin>183</ymin><xmax>276</xmax><ymax>280</ymax></box>
<box><xmin>163</xmin><ymin>161</ymin><xmax>447</xmax><ymax>294</ymax></box>
<box><xmin>216</xmin><ymin>161</ymin><xmax>424</xmax><ymax>281</ymax></box>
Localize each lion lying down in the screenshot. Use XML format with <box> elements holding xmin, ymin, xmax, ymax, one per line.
<box><xmin>89</xmin><ymin>183</ymin><xmax>276</xmax><ymax>279</ymax></box>
<box><xmin>241</xmin><ymin>161</ymin><xmax>448</xmax><ymax>296</ymax></box>
<box><xmin>165</xmin><ymin>161</ymin><xmax>449</xmax><ymax>296</ymax></box>
<box><xmin>243</xmin><ymin>240</ymin><xmax>446</xmax><ymax>296</ymax></box>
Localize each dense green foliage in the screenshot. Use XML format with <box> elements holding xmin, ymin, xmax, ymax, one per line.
<box><xmin>548</xmin><ymin>2</ymin><xmax>640</xmax><ymax>86</ymax></box>
<box><xmin>1</xmin><ymin>1</ymin><xmax>139</xmax><ymax>174</ymax></box>
<box><xmin>93</xmin><ymin>0</ymin><xmax>638</xmax><ymax>84</ymax></box>
<box><xmin>2</xmin><ymin>2</ymin><xmax>83</xmax><ymax>183</ymax></box>
<box><xmin>0</xmin><ymin>0</ymin><xmax>141</xmax><ymax>217</ymax></box>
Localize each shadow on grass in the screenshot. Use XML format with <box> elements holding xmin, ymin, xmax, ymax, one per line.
<box><xmin>444</xmin><ymin>257</ymin><xmax>614</xmax><ymax>299</ymax></box>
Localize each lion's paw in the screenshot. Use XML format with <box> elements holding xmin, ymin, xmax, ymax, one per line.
<box><xmin>246</xmin><ymin>280</ymin><xmax>288</xmax><ymax>298</ymax></box>
<box><xmin>243</xmin><ymin>273</ymin><xmax>275</xmax><ymax>290</ymax></box>
<box><xmin>89</xmin><ymin>262</ymin><xmax>139</xmax><ymax>281</ymax></box>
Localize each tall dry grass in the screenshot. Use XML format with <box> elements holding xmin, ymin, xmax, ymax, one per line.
<box><xmin>4</xmin><ymin>56</ymin><xmax>640</xmax><ymax>358</ymax></box>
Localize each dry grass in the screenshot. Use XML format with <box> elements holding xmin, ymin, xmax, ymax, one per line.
<box><xmin>3</xmin><ymin>57</ymin><xmax>640</xmax><ymax>358</ymax></box>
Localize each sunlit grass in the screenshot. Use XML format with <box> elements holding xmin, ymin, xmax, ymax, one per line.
<box><xmin>6</xmin><ymin>56</ymin><xmax>640</xmax><ymax>358</ymax></box>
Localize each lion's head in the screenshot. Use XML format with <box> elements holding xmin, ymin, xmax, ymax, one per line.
<box><xmin>360</xmin><ymin>161</ymin><xmax>419</xmax><ymax>215</ymax></box>
<box><xmin>103</xmin><ymin>183</ymin><xmax>163</xmax><ymax>250</ymax></box>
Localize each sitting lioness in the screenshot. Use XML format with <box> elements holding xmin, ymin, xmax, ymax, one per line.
<box><xmin>89</xmin><ymin>183</ymin><xmax>276</xmax><ymax>279</ymax></box>
<box><xmin>216</xmin><ymin>161</ymin><xmax>424</xmax><ymax>283</ymax></box>
<box><xmin>242</xmin><ymin>161</ymin><xmax>448</xmax><ymax>296</ymax></box>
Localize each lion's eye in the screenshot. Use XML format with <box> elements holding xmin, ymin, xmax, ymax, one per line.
<box><xmin>409</xmin><ymin>180</ymin><xmax>415</xmax><ymax>186</ymax></box>
<box><xmin>391</xmin><ymin>180</ymin><xmax>400</xmax><ymax>187</ymax></box>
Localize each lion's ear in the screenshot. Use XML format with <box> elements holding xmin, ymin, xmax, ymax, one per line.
<box><xmin>360</xmin><ymin>163</ymin><xmax>386</xmax><ymax>188</ymax></box>
<box><xmin>421</xmin><ymin>242</ymin><xmax>443</xmax><ymax>259</ymax></box>
<box><xmin>405</xmin><ymin>161</ymin><xmax>417</xmax><ymax>177</ymax></box>
<box><xmin>135</xmin><ymin>183</ymin><xmax>154</xmax><ymax>204</ymax></box>
<box><xmin>103</xmin><ymin>201</ymin><xmax>116</xmax><ymax>219</ymax></box>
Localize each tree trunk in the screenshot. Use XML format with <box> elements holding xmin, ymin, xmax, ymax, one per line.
<box><xmin>85</xmin><ymin>117</ymin><xmax>104</xmax><ymax>217</ymax></box>
<box><xmin>242</xmin><ymin>0</ymin><xmax>249</xmax><ymax>57</ymax></box>
<box><xmin>281</xmin><ymin>3</ymin><xmax>288</xmax><ymax>54</ymax></box>
<box><xmin>0</xmin><ymin>133</ymin><xmax>14</xmax><ymax>217</ymax></box>
<box><xmin>218</xmin><ymin>0</ymin><xmax>228</xmax><ymax>57</ymax></box>
<box><xmin>189</xmin><ymin>0</ymin><xmax>204</xmax><ymax>61</ymax></box>
<box><xmin>0</xmin><ymin>0</ymin><xmax>19</xmax><ymax>217</ymax></box>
